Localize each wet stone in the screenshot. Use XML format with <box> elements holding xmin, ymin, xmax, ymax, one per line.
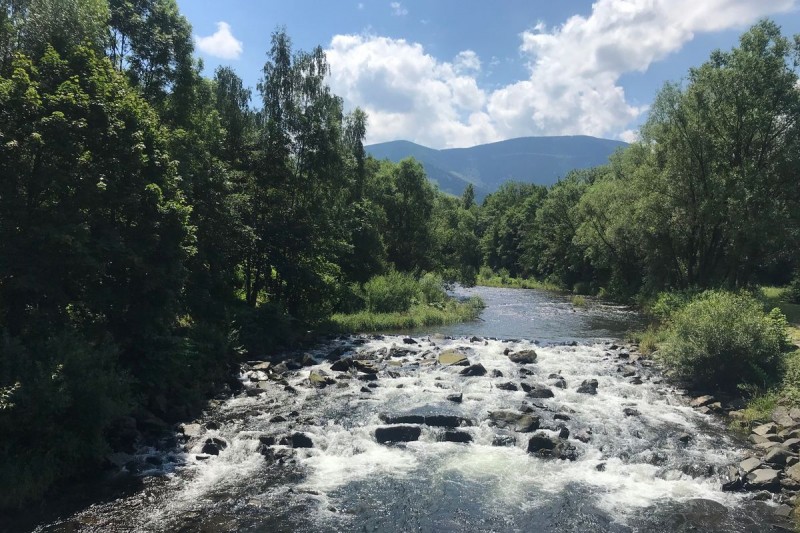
<box><xmin>488</xmin><ymin>411</ymin><xmax>540</xmax><ymax>433</ymax></box>
<box><xmin>460</xmin><ymin>363</ymin><xmax>487</xmax><ymax>377</ymax></box>
<box><xmin>496</xmin><ymin>382</ymin><xmax>519</xmax><ymax>391</ymax></box>
<box><xmin>443</xmin><ymin>430</ymin><xmax>473</xmax><ymax>443</ymax></box>
<box><xmin>446</xmin><ymin>393</ymin><xmax>463</xmax><ymax>403</ymax></box>
<box><xmin>492</xmin><ymin>433</ymin><xmax>516</xmax><ymax>447</ymax></box>
<box><xmin>508</xmin><ymin>350</ymin><xmax>538</xmax><ymax>364</ymax></box>
<box><xmin>522</xmin><ymin>383</ymin><xmax>555</xmax><ymax>398</ymax></box>
<box><xmin>438</xmin><ymin>350</ymin><xmax>469</xmax><ymax>367</ymax></box>
<box><xmin>576</xmin><ymin>379</ymin><xmax>599</xmax><ymax>395</ymax></box>
<box><xmin>201</xmin><ymin>437</ymin><xmax>228</xmax><ymax>456</ymax></box>
<box><xmin>375</xmin><ymin>425</ymin><xmax>421</xmax><ymax>444</ymax></box>
<box><xmin>280</xmin><ymin>433</ymin><xmax>313</xmax><ymax>448</ymax></box>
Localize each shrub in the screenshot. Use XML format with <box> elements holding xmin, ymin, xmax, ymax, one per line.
<box><xmin>571</xmin><ymin>295</ymin><xmax>587</xmax><ymax>307</ymax></box>
<box><xmin>419</xmin><ymin>272</ymin><xmax>447</xmax><ymax>305</ymax></box>
<box><xmin>649</xmin><ymin>290</ymin><xmax>696</xmax><ymax>322</ymax></box>
<box><xmin>363</xmin><ymin>271</ymin><xmax>420</xmax><ymax>313</ymax></box>
<box><xmin>658</xmin><ymin>290</ymin><xmax>788</xmax><ymax>392</ymax></box>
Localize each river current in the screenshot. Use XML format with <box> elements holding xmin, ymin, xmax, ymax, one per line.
<box><xmin>22</xmin><ymin>287</ymin><xmax>788</xmax><ymax>532</ymax></box>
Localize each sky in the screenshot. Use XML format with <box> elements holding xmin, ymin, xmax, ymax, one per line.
<box><xmin>177</xmin><ymin>0</ymin><xmax>800</xmax><ymax>149</ymax></box>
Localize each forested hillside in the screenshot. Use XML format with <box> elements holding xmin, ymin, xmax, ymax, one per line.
<box><xmin>0</xmin><ymin>0</ymin><xmax>799</xmax><ymax>510</ymax></box>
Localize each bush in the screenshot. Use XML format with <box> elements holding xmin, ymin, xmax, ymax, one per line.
<box><xmin>658</xmin><ymin>290</ymin><xmax>788</xmax><ymax>392</ymax></box>
<box><xmin>419</xmin><ymin>272</ymin><xmax>447</xmax><ymax>305</ymax></box>
<box><xmin>648</xmin><ymin>290</ymin><xmax>696</xmax><ymax>321</ymax></box>
<box><xmin>363</xmin><ymin>270</ymin><xmax>420</xmax><ymax>313</ymax></box>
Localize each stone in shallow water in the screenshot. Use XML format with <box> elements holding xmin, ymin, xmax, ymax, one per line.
<box><xmin>496</xmin><ymin>382</ymin><xmax>518</xmax><ymax>391</ymax></box>
<box><xmin>446</xmin><ymin>393</ymin><xmax>463</xmax><ymax>403</ymax></box>
<box><xmin>443</xmin><ymin>430</ymin><xmax>472</xmax><ymax>443</ymax></box>
<box><xmin>508</xmin><ymin>350</ymin><xmax>537</xmax><ymax>364</ymax></box>
<box><xmin>576</xmin><ymin>379</ymin><xmax>599</xmax><ymax>394</ymax></box>
<box><xmin>375</xmin><ymin>425</ymin><xmax>421</xmax><ymax>444</ymax></box>
<box><xmin>438</xmin><ymin>350</ymin><xmax>469</xmax><ymax>367</ymax></box>
<box><xmin>201</xmin><ymin>437</ymin><xmax>228</xmax><ymax>455</ymax></box>
<box><xmin>460</xmin><ymin>363</ymin><xmax>487</xmax><ymax>377</ymax></box>
<box><xmin>280</xmin><ymin>432</ymin><xmax>313</xmax><ymax>448</ymax></box>
<box><xmin>492</xmin><ymin>433</ymin><xmax>516</xmax><ymax>447</ymax></box>
<box><xmin>488</xmin><ymin>411</ymin><xmax>540</xmax><ymax>433</ymax></box>
<box><xmin>521</xmin><ymin>383</ymin><xmax>554</xmax><ymax>398</ymax></box>
<box><xmin>527</xmin><ymin>433</ymin><xmax>556</xmax><ymax>453</ymax></box>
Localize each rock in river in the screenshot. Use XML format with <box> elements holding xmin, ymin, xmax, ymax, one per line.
<box><xmin>443</xmin><ymin>430</ymin><xmax>473</xmax><ymax>443</ymax></box>
<box><xmin>508</xmin><ymin>350</ymin><xmax>537</xmax><ymax>364</ymax></box>
<box><xmin>488</xmin><ymin>411</ymin><xmax>540</xmax><ymax>433</ymax></box>
<box><xmin>460</xmin><ymin>363</ymin><xmax>487</xmax><ymax>377</ymax></box>
<box><xmin>576</xmin><ymin>379</ymin><xmax>599</xmax><ymax>394</ymax></box>
<box><xmin>438</xmin><ymin>350</ymin><xmax>469</xmax><ymax>367</ymax></box>
<box><xmin>375</xmin><ymin>425</ymin><xmax>421</xmax><ymax>444</ymax></box>
<box><xmin>745</xmin><ymin>468</ymin><xmax>781</xmax><ymax>492</ymax></box>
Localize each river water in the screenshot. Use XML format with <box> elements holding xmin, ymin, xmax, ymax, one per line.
<box><xmin>25</xmin><ymin>287</ymin><xmax>787</xmax><ymax>532</ymax></box>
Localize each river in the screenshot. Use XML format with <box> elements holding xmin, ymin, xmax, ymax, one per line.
<box><xmin>22</xmin><ymin>287</ymin><xmax>787</xmax><ymax>532</ymax></box>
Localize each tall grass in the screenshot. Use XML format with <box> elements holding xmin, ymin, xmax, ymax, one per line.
<box><xmin>329</xmin><ymin>297</ymin><xmax>484</xmax><ymax>333</ymax></box>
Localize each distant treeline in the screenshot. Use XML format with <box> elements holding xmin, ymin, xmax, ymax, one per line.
<box><xmin>0</xmin><ymin>0</ymin><xmax>798</xmax><ymax>507</ymax></box>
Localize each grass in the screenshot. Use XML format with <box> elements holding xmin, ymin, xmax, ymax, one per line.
<box><xmin>476</xmin><ymin>273</ymin><xmax>561</xmax><ymax>292</ymax></box>
<box><xmin>327</xmin><ymin>297</ymin><xmax>485</xmax><ymax>333</ymax></box>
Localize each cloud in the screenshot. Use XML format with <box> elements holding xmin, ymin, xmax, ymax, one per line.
<box><xmin>326</xmin><ymin>35</ymin><xmax>494</xmax><ymax>148</ymax></box>
<box><xmin>327</xmin><ymin>0</ymin><xmax>798</xmax><ymax>148</ymax></box>
<box><xmin>390</xmin><ymin>2</ymin><xmax>408</xmax><ymax>16</ymax></box>
<box><xmin>453</xmin><ymin>50</ymin><xmax>481</xmax><ymax>74</ymax></box>
<box><xmin>195</xmin><ymin>22</ymin><xmax>243</xmax><ymax>60</ymax></box>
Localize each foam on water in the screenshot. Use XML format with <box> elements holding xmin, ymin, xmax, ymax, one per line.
<box><xmin>35</xmin><ymin>329</ymin><xmax>775</xmax><ymax>532</ymax></box>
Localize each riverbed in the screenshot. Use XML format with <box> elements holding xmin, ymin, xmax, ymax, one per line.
<box><xmin>25</xmin><ymin>287</ymin><xmax>787</xmax><ymax>532</ymax></box>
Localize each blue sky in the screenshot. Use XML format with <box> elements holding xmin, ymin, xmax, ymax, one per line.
<box><xmin>179</xmin><ymin>0</ymin><xmax>800</xmax><ymax>148</ymax></box>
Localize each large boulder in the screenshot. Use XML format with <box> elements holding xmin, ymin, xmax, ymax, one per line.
<box><xmin>576</xmin><ymin>379</ymin><xmax>599</xmax><ymax>395</ymax></box>
<box><xmin>508</xmin><ymin>350</ymin><xmax>537</xmax><ymax>364</ymax></box>
<box><xmin>438</xmin><ymin>350</ymin><xmax>470</xmax><ymax>367</ymax></box>
<box><xmin>689</xmin><ymin>395</ymin><xmax>715</xmax><ymax>408</ymax></box>
<box><xmin>488</xmin><ymin>411</ymin><xmax>540</xmax><ymax>433</ymax></box>
<box><xmin>375</xmin><ymin>425</ymin><xmax>421</xmax><ymax>444</ymax></box>
<box><xmin>527</xmin><ymin>433</ymin><xmax>556</xmax><ymax>453</ymax></box>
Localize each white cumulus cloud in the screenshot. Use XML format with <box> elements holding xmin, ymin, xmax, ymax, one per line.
<box><xmin>195</xmin><ymin>22</ymin><xmax>243</xmax><ymax>60</ymax></box>
<box><xmin>327</xmin><ymin>0</ymin><xmax>798</xmax><ymax>148</ymax></box>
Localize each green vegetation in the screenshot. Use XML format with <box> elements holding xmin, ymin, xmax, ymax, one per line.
<box><xmin>329</xmin><ymin>297</ymin><xmax>485</xmax><ymax>333</ymax></box>
<box><xmin>329</xmin><ymin>271</ymin><xmax>483</xmax><ymax>332</ymax></box>
<box><xmin>656</xmin><ymin>291</ymin><xmax>788</xmax><ymax>392</ymax></box>
<box><xmin>476</xmin><ymin>267</ymin><xmax>561</xmax><ymax>291</ymax></box>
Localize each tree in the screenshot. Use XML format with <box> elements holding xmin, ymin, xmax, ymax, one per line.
<box><xmin>636</xmin><ymin>19</ymin><xmax>800</xmax><ymax>289</ymax></box>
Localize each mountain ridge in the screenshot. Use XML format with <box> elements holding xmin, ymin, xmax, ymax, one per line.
<box><xmin>366</xmin><ymin>135</ymin><xmax>627</xmax><ymax>198</ymax></box>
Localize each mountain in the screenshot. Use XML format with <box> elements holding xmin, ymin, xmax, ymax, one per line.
<box><xmin>366</xmin><ymin>135</ymin><xmax>627</xmax><ymax>199</ymax></box>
